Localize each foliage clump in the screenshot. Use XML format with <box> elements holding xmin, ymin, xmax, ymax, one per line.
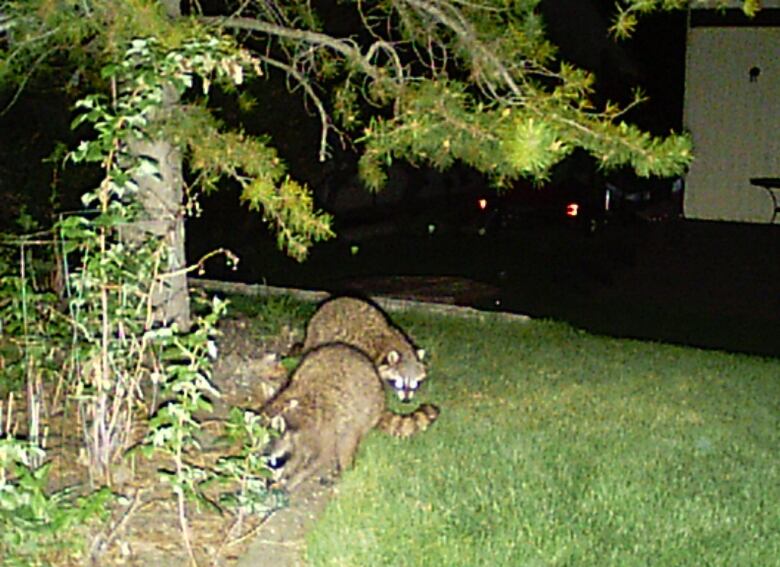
<box><xmin>0</xmin><ymin>31</ymin><xmax>288</xmax><ymax>564</ymax></box>
<box><xmin>3</xmin><ymin>0</ymin><xmax>705</xmax><ymax>209</ymax></box>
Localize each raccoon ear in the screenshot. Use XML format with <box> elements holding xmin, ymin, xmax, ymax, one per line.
<box><xmin>416</xmin><ymin>348</ymin><xmax>426</xmax><ymax>361</ymax></box>
<box><xmin>386</xmin><ymin>350</ymin><xmax>400</xmax><ymax>365</ymax></box>
<box><xmin>270</xmin><ymin>415</ymin><xmax>287</xmax><ymax>434</ymax></box>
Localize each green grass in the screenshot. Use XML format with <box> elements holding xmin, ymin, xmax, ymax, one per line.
<box><xmin>220</xmin><ymin>292</ymin><xmax>315</xmax><ymax>336</ymax></box>
<box><xmin>304</xmin><ymin>312</ymin><xmax>780</xmax><ymax>566</ymax></box>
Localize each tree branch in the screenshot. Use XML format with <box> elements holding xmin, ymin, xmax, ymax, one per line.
<box><xmin>257</xmin><ymin>54</ymin><xmax>334</xmax><ymax>162</ymax></box>
<box><xmin>0</xmin><ymin>10</ymin><xmax>15</xmax><ymax>35</ymax></box>
<box><xmin>200</xmin><ymin>16</ymin><xmax>385</xmax><ymax>82</ymax></box>
<box><xmin>0</xmin><ymin>47</ymin><xmax>56</xmax><ymax>116</ymax></box>
<box><xmin>400</xmin><ymin>0</ymin><xmax>524</xmax><ymax>99</ymax></box>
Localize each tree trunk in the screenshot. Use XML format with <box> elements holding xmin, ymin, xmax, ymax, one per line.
<box><xmin>127</xmin><ymin>118</ymin><xmax>191</xmax><ymax>330</ymax></box>
<box><xmin>126</xmin><ymin>0</ymin><xmax>191</xmax><ymax>330</ymax></box>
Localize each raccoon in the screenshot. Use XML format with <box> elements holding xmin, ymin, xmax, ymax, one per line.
<box><xmin>263</xmin><ymin>343</ymin><xmax>438</xmax><ymax>490</ymax></box>
<box><xmin>303</xmin><ymin>297</ymin><xmax>428</xmax><ymax>402</ymax></box>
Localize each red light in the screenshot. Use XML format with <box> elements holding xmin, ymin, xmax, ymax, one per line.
<box><xmin>478</xmin><ymin>198</ymin><xmax>487</xmax><ymax>211</ymax></box>
<box><xmin>565</xmin><ymin>203</ymin><xmax>579</xmax><ymax>217</ymax></box>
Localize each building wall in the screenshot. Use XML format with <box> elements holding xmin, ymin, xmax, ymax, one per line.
<box><xmin>683</xmin><ymin>17</ymin><xmax>780</xmax><ymax>223</ymax></box>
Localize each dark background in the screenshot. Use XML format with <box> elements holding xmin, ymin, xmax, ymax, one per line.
<box><xmin>1</xmin><ymin>3</ymin><xmax>778</xmax><ymax>357</ymax></box>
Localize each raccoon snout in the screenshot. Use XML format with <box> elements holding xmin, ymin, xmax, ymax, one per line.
<box><xmin>395</xmin><ymin>378</ymin><xmax>421</xmax><ymax>402</ymax></box>
<box><xmin>266</xmin><ymin>451</ymin><xmax>290</xmax><ymax>470</ymax></box>
<box><xmin>396</xmin><ymin>389</ymin><xmax>414</xmax><ymax>402</ymax></box>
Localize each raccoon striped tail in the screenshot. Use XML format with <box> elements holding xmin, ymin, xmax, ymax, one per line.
<box><xmin>377</xmin><ymin>403</ymin><xmax>440</xmax><ymax>438</ymax></box>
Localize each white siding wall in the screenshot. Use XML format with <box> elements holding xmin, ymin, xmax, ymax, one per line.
<box><xmin>692</xmin><ymin>1</ymin><xmax>780</xmax><ymax>8</ymax></box>
<box><xmin>683</xmin><ymin>25</ymin><xmax>780</xmax><ymax>223</ymax></box>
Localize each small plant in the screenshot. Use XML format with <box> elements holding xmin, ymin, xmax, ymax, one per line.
<box><xmin>143</xmin><ymin>296</ymin><xmax>226</xmax><ymax>563</ymax></box>
<box><xmin>0</xmin><ymin>432</ymin><xmax>112</xmax><ymax>566</ymax></box>
<box><xmin>0</xmin><ymin>31</ymin><xmax>285</xmax><ymax>564</ymax></box>
<box><xmin>215</xmin><ymin>407</ymin><xmax>286</xmax><ymax>516</ymax></box>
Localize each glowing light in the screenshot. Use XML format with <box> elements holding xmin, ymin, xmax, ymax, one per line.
<box><xmin>478</xmin><ymin>198</ymin><xmax>487</xmax><ymax>210</ymax></box>
<box><xmin>565</xmin><ymin>203</ymin><xmax>579</xmax><ymax>217</ymax></box>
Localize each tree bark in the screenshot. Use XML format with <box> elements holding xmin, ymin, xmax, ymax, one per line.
<box><xmin>127</xmin><ymin>0</ymin><xmax>191</xmax><ymax>330</ymax></box>
<box><xmin>127</xmin><ymin>115</ymin><xmax>191</xmax><ymax>330</ymax></box>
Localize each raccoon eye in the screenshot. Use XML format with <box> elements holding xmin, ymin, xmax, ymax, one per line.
<box><xmin>409</xmin><ymin>380</ymin><xmax>419</xmax><ymax>390</ymax></box>
<box><xmin>394</xmin><ymin>378</ymin><xmax>404</xmax><ymax>390</ymax></box>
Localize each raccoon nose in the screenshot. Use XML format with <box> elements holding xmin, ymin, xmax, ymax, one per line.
<box><xmin>397</xmin><ymin>389</ymin><xmax>414</xmax><ymax>403</ymax></box>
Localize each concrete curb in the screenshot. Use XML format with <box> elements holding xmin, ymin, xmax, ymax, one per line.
<box><xmin>189</xmin><ymin>278</ymin><xmax>532</xmax><ymax>323</ymax></box>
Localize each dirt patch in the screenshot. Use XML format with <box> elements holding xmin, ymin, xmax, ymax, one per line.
<box><xmin>338</xmin><ymin>275</ymin><xmax>500</xmax><ymax>306</ymax></box>
<box><xmin>208</xmin><ymin>315</ymin><xmax>296</xmax><ymax>415</ymax></box>
<box><xmin>235</xmin><ymin>478</ymin><xmax>335</xmax><ymax>567</ymax></box>
<box><xmin>30</xmin><ymin>314</ymin><xmax>334</xmax><ymax>567</ymax></box>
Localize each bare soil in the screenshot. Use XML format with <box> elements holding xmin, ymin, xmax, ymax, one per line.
<box><xmin>37</xmin><ymin>314</ymin><xmax>330</xmax><ymax>567</ymax></box>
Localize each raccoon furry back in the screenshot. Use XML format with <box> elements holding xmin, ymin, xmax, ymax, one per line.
<box><xmin>302</xmin><ymin>296</ymin><xmax>428</xmax><ymax>402</ymax></box>
<box><xmin>263</xmin><ymin>343</ymin><xmax>437</xmax><ymax>490</ymax></box>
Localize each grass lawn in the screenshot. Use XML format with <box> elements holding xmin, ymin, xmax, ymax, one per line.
<box><xmin>301</xmin><ymin>309</ymin><xmax>779</xmax><ymax>566</ymax></box>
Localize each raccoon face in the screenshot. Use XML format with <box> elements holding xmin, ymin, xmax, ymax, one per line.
<box><xmin>264</xmin><ymin>426</ymin><xmax>312</xmax><ymax>488</ymax></box>
<box><xmin>264</xmin><ymin>416</ymin><xmax>293</xmax><ymax>483</ymax></box>
<box><xmin>264</xmin><ymin>442</ymin><xmax>290</xmax><ymax>484</ymax></box>
<box><xmin>266</xmin><ymin>448</ymin><xmax>290</xmax><ymax>481</ymax></box>
<box><xmin>378</xmin><ymin>348</ymin><xmax>427</xmax><ymax>402</ymax></box>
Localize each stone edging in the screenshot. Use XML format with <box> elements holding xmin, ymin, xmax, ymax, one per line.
<box><xmin>189</xmin><ymin>278</ymin><xmax>531</xmax><ymax>323</ymax></box>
